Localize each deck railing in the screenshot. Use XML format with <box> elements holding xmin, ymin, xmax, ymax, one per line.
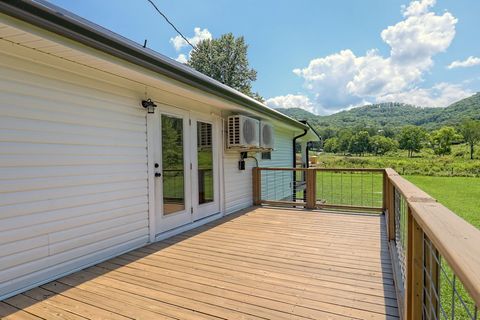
<box><xmin>253</xmin><ymin>167</ymin><xmax>480</xmax><ymax>320</ymax></box>
<box><xmin>384</xmin><ymin>169</ymin><xmax>480</xmax><ymax>320</ymax></box>
<box><xmin>252</xmin><ymin>167</ymin><xmax>384</xmax><ymax>212</ymax></box>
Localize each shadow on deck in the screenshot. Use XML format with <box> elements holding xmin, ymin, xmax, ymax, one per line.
<box><xmin>0</xmin><ymin>206</ymin><xmax>398</xmax><ymax>320</ymax></box>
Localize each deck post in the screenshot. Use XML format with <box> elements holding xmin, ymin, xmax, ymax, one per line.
<box><xmin>306</xmin><ymin>169</ymin><xmax>316</xmax><ymax>209</ymax></box>
<box><xmin>252</xmin><ymin>167</ymin><xmax>261</xmax><ymax>206</ymax></box>
<box><xmin>406</xmin><ymin>209</ymin><xmax>424</xmax><ymax>320</ymax></box>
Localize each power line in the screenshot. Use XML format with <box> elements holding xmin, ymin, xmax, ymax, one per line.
<box><xmin>145</xmin><ymin>0</ymin><xmax>196</xmax><ymax>50</ymax></box>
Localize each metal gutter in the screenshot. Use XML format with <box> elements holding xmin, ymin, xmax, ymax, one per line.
<box><xmin>292</xmin><ymin>129</ymin><xmax>308</xmax><ymax>168</ymax></box>
<box><xmin>304</xmin><ymin>121</ymin><xmax>322</xmax><ymax>142</ymax></box>
<box><xmin>292</xmin><ymin>128</ymin><xmax>308</xmax><ymax>202</ymax></box>
<box><xmin>0</xmin><ymin>0</ymin><xmax>308</xmax><ymax>130</ymax></box>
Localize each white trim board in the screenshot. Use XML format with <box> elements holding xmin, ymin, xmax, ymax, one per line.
<box><xmin>154</xmin><ymin>212</ymin><xmax>222</xmax><ymax>242</ymax></box>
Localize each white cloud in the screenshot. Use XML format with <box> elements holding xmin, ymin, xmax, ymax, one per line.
<box><xmin>447</xmin><ymin>56</ymin><xmax>480</xmax><ymax>69</ymax></box>
<box><xmin>285</xmin><ymin>0</ymin><xmax>462</xmax><ymax>113</ymax></box>
<box><xmin>381</xmin><ymin>9</ymin><xmax>456</xmax><ymax>66</ymax></box>
<box><xmin>292</xmin><ymin>50</ymin><xmax>361</xmax><ymax>109</ymax></box>
<box><xmin>377</xmin><ymin>83</ymin><xmax>472</xmax><ymax>107</ymax></box>
<box><xmin>265</xmin><ymin>94</ymin><xmax>318</xmax><ymax>114</ymax></box>
<box><xmin>170</xmin><ymin>27</ymin><xmax>212</xmax><ymax>51</ymax></box>
<box><xmin>401</xmin><ymin>0</ymin><xmax>436</xmax><ymax>17</ymax></box>
<box><xmin>175</xmin><ymin>53</ymin><xmax>188</xmax><ymax>64</ymax></box>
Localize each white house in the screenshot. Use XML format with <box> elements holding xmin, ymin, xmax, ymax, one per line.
<box><xmin>0</xmin><ymin>1</ymin><xmax>319</xmax><ymax>300</ymax></box>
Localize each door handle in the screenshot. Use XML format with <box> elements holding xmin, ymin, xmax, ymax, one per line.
<box><xmin>155</xmin><ymin>172</ymin><xmax>162</xmax><ymax>177</ymax></box>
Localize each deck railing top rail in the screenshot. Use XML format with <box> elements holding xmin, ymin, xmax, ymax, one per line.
<box><xmin>256</xmin><ymin>167</ymin><xmax>385</xmax><ymax>172</ymax></box>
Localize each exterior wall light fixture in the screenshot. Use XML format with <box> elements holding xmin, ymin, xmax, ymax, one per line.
<box><xmin>141</xmin><ymin>99</ymin><xmax>157</xmax><ymax>113</ymax></box>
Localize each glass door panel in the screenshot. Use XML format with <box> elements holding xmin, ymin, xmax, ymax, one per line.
<box><xmin>192</xmin><ymin>116</ymin><xmax>220</xmax><ymax>221</ymax></box>
<box><xmin>161</xmin><ymin>115</ymin><xmax>185</xmax><ymax>215</ymax></box>
<box><xmin>197</xmin><ymin>121</ymin><xmax>214</xmax><ymax>205</ymax></box>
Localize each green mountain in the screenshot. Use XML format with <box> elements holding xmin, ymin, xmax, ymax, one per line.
<box><xmin>276</xmin><ymin>93</ymin><xmax>480</xmax><ymax>132</ymax></box>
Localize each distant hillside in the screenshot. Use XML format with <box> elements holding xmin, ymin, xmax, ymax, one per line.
<box><xmin>274</xmin><ymin>108</ymin><xmax>316</xmax><ymax>120</ymax></box>
<box><xmin>418</xmin><ymin>93</ymin><xmax>480</xmax><ymax>127</ymax></box>
<box><xmin>276</xmin><ymin>93</ymin><xmax>480</xmax><ymax>131</ymax></box>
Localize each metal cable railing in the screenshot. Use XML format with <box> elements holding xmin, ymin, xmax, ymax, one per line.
<box><xmin>260</xmin><ymin>169</ymin><xmax>296</xmax><ymax>203</ymax></box>
<box><xmin>423</xmin><ymin>235</ymin><xmax>479</xmax><ymax>320</ymax></box>
<box><xmin>254</xmin><ymin>167</ymin><xmax>384</xmax><ymax>212</ymax></box>
<box><xmin>316</xmin><ymin>169</ymin><xmax>383</xmax><ymax>211</ymax></box>
<box><xmin>394</xmin><ymin>187</ymin><xmax>408</xmax><ymax>293</ymax></box>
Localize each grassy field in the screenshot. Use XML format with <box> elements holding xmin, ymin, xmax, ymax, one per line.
<box><xmin>405</xmin><ymin>175</ymin><xmax>480</xmax><ymax>229</ymax></box>
<box><xmin>314</xmin><ymin>144</ymin><xmax>480</xmax><ymax>177</ymax></box>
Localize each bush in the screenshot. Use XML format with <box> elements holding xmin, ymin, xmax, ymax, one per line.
<box><xmin>370</xmin><ymin>135</ymin><xmax>398</xmax><ymax>155</ymax></box>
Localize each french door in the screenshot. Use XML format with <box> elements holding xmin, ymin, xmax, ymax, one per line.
<box><xmin>152</xmin><ymin>105</ymin><xmax>220</xmax><ymax>235</ymax></box>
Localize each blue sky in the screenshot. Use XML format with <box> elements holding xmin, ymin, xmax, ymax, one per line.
<box><xmin>49</xmin><ymin>0</ymin><xmax>480</xmax><ymax>114</ymax></box>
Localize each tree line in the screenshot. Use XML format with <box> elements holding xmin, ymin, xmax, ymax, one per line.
<box><xmin>322</xmin><ymin>119</ymin><xmax>480</xmax><ymax>159</ymax></box>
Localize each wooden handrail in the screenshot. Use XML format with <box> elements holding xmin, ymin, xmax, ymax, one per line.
<box><xmin>256</xmin><ymin>167</ymin><xmax>385</xmax><ymax>172</ymax></box>
<box><xmin>384</xmin><ymin>168</ymin><xmax>480</xmax><ymax>317</ymax></box>
<box><xmin>385</xmin><ymin>169</ymin><xmax>435</xmax><ymax>203</ymax></box>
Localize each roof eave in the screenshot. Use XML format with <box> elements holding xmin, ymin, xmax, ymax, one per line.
<box><xmin>0</xmin><ymin>0</ymin><xmax>308</xmax><ymax>130</ymax></box>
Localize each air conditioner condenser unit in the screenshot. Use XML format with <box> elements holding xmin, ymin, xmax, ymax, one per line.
<box><xmin>227</xmin><ymin>115</ymin><xmax>260</xmax><ymax>149</ymax></box>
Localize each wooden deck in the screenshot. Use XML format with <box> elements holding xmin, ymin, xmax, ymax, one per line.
<box><xmin>0</xmin><ymin>207</ymin><xmax>398</xmax><ymax>320</ymax></box>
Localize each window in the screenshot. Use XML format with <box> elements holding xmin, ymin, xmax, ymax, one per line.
<box><xmin>261</xmin><ymin>151</ymin><xmax>271</xmax><ymax>160</ymax></box>
<box><xmin>161</xmin><ymin>115</ymin><xmax>185</xmax><ymax>215</ymax></box>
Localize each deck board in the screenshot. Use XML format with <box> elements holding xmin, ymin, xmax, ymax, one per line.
<box><xmin>1</xmin><ymin>207</ymin><xmax>399</xmax><ymax>319</ymax></box>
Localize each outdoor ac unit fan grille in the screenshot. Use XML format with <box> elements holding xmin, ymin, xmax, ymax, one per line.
<box><xmin>262</xmin><ymin>125</ymin><xmax>273</xmax><ymax>146</ymax></box>
<box><xmin>243</xmin><ymin>119</ymin><xmax>256</xmax><ymax>144</ymax></box>
<box><xmin>260</xmin><ymin>122</ymin><xmax>274</xmax><ymax>149</ymax></box>
<box><xmin>228</xmin><ymin>116</ymin><xmax>240</xmax><ymax>145</ymax></box>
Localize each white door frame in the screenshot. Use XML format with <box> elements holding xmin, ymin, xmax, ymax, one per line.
<box><xmin>190</xmin><ymin>111</ymin><xmax>221</xmax><ymax>221</ymax></box>
<box><xmin>146</xmin><ymin>105</ymin><xmax>223</xmax><ymax>241</ymax></box>
<box><xmin>153</xmin><ymin>104</ymin><xmax>193</xmax><ymax>235</ymax></box>
<box><xmin>147</xmin><ymin>112</ymin><xmax>156</xmax><ymax>242</ymax></box>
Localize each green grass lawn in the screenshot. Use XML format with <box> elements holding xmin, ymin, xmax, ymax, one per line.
<box><xmin>404</xmin><ymin>175</ymin><xmax>480</xmax><ymax>229</ymax></box>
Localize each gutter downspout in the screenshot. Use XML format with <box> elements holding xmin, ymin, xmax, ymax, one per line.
<box><xmin>292</xmin><ymin>129</ymin><xmax>308</xmax><ymax>202</ymax></box>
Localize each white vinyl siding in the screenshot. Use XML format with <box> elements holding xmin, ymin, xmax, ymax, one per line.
<box><xmin>224</xmin><ymin>127</ymin><xmax>294</xmax><ymax>214</ymax></box>
<box><xmin>0</xmin><ymin>49</ymin><xmax>149</xmax><ymax>298</ymax></box>
<box><xmin>0</xmin><ymin>20</ymin><xmax>307</xmax><ymax>300</ymax></box>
